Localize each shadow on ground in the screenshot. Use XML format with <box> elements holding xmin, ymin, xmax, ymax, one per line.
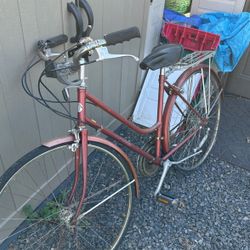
<box><xmin>212</xmin><ymin>95</ymin><xmax>250</xmax><ymax>171</ymax></box>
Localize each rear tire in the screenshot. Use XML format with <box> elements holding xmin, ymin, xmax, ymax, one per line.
<box><xmin>163</xmin><ymin>66</ymin><xmax>221</xmax><ymax>171</ymax></box>
<box><xmin>0</xmin><ymin>141</ymin><xmax>134</xmax><ymax>249</ymax></box>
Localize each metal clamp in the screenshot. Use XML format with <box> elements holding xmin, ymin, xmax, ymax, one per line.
<box><xmin>68</xmin><ymin>127</ymin><xmax>84</xmax><ymax>152</ymax></box>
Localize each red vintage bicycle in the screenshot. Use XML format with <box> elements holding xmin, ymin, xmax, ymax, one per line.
<box><xmin>0</xmin><ymin>1</ymin><xmax>222</xmax><ymax>249</ymax></box>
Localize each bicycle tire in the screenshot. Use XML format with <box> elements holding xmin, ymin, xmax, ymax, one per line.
<box><xmin>0</xmin><ymin>141</ymin><xmax>134</xmax><ymax>250</ymax></box>
<box><xmin>162</xmin><ymin>65</ymin><xmax>221</xmax><ymax>171</ymax></box>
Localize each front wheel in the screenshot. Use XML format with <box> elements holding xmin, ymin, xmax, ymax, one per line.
<box><xmin>163</xmin><ymin>66</ymin><xmax>221</xmax><ymax>171</ymax></box>
<box><xmin>0</xmin><ymin>141</ymin><xmax>134</xmax><ymax>249</ymax></box>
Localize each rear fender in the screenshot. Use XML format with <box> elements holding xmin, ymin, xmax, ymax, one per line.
<box><xmin>162</xmin><ymin>64</ymin><xmax>222</xmax><ymax>153</ymax></box>
<box><xmin>43</xmin><ymin>135</ymin><xmax>140</xmax><ymax>197</ymax></box>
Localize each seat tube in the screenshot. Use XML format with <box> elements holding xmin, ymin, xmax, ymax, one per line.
<box><xmin>155</xmin><ymin>68</ymin><xmax>165</xmax><ymax>159</ymax></box>
<box><xmin>74</xmin><ymin>65</ymin><xmax>89</xmax><ymax>220</ymax></box>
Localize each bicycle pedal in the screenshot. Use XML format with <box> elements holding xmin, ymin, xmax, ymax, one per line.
<box><xmin>156</xmin><ymin>193</ymin><xmax>176</xmax><ymax>205</ymax></box>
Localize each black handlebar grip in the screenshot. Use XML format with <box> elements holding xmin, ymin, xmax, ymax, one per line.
<box><xmin>67</xmin><ymin>2</ymin><xmax>84</xmax><ymax>43</ymax></box>
<box><xmin>79</xmin><ymin>0</ymin><xmax>94</xmax><ymax>37</ymax></box>
<box><xmin>104</xmin><ymin>27</ymin><xmax>141</xmax><ymax>46</ymax></box>
<box><xmin>46</xmin><ymin>34</ymin><xmax>68</xmax><ymax>48</ymax></box>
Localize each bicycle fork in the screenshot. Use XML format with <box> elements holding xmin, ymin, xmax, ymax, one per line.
<box><xmin>67</xmin><ymin>71</ymin><xmax>89</xmax><ymax>224</ymax></box>
<box><xmin>66</xmin><ymin>127</ymin><xmax>88</xmax><ymax>225</ymax></box>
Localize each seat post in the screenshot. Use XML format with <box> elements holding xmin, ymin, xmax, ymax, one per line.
<box><xmin>155</xmin><ymin>67</ymin><xmax>165</xmax><ymax>158</ymax></box>
<box><xmin>160</xmin><ymin>67</ymin><xmax>165</xmax><ymax>76</ymax></box>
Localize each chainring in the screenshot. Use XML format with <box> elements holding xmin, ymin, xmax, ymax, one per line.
<box><xmin>137</xmin><ymin>139</ymin><xmax>160</xmax><ymax>177</ymax></box>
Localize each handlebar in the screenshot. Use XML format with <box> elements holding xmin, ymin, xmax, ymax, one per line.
<box><xmin>72</xmin><ymin>27</ymin><xmax>141</xmax><ymax>64</ymax></box>
<box><xmin>37</xmin><ymin>0</ymin><xmax>141</xmax><ymax>86</ymax></box>
<box><xmin>37</xmin><ymin>26</ymin><xmax>141</xmax><ymax>64</ymax></box>
<box><xmin>46</xmin><ymin>34</ymin><xmax>69</xmax><ymax>48</ymax></box>
<box><xmin>104</xmin><ymin>27</ymin><xmax>140</xmax><ymax>46</ymax></box>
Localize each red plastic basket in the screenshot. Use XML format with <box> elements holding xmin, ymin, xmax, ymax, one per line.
<box><xmin>162</xmin><ymin>23</ymin><xmax>220</xmax><ymax>51</ymax></box>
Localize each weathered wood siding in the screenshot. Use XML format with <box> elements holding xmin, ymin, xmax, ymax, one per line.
<box><xmin>0</xmin><ymin>0</ymin><xmax>151</xmax><ymax>175</ymax></box>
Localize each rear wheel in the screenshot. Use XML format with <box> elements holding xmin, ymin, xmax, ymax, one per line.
<box><xmin>0</xmin><ymin>141</ymin><xmax>134</xmax><ymax>249</ymax></box>
<box><xmin>163</xmin><ymin>66</ymin><xmax>221</xmax><ymax>171</ymax></box>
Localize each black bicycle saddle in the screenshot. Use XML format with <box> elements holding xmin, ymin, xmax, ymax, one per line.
<box><xmin>140</xmin><ymin>44</ymin><xmax>184</xmax><ymax>71</ymax></box>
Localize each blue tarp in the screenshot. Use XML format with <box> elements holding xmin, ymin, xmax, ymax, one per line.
<box><xmin>199</xmin><ymin>12</ymin><xmax>250</xmax><ymax>72</ymax></box>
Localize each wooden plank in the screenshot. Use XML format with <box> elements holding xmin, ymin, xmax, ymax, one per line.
<box><xmin>191</xmin><ymin>0</ymin><xmax>246</xmax><ymax>14</ymax></box>
<box><xmin>0</xmin><ymin>186</ymin><xmax>17</xmax><ymax>243</ymax></box>
<box><xmin>119</xmin><ymin>0</ymin><xmax>143</xmax><ymax>116</ymax></box>
<box><xmin>136</xmin><ymin>0</ymin><xmax>151</xmax><ymax>93</ymax></box>
<box><xmin>18</xmin><ymin>0</ymin><xmax>71</xmax><ymax>142</ymax></box>
<box><xmin>33</xmin><ymin>0</ymin><xmax>71</xmax><ymax>140</ymax></box>
<box><xmin>101</xmin><ymin>0</ymin><xmax>125</xmax><ymax>126</ymax></box>
<box><xmin>233</xmin><ymin>0</ymin><xmax>247</xmax><ymax>12</ymax></box>
<box><xmin>0</xmin><ymin>76</ymin><xmax>17</xmax><ymax>171</ymax></box>
<box><xmin>0</xmin><ymin>0</ymin><xmax>151</xmax><ymax>173</ymax></box>
<box><xmin>190</xmin><ymin>0</ymin><xmax>200</xmax><ymax>15</ymax></box>
<box><xmin>61</xmin><ymin>0</ymin><xmax>104</xmax><ymax>135</ymax></box>
<box><xmin>85</xmin><ymin>0</ymin><xmax>104</xmax><ymax>134</ymax></box>
<box><xmin>0</xmin><ymin>0</ymin><xmax>151</xmax><ymax>242</ymax></box>
<box><xmin>0</xmin><ymin>154</ymin><xmax>5</xmax><ymax>177</ymax></box>
<box><xmin>0</xmin><ymin>0</ymin><xmax>40</xmax><ymax>164</ymax></box>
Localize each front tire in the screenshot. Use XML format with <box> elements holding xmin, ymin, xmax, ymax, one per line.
<box><xmin>0</xmin><ymin>141</ymin><xmax>134</xmax><ymax>249</ymax></box>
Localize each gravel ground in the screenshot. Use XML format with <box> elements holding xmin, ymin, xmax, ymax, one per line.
<box><xmin>115</xmin><ymin>125</ymin><xmax>250</xmax><ymax>250</ymax></box>
<box><xmin>2</xmin><ymin>124</ymin><xmax>249</xmax><ymax>250</ymax></box>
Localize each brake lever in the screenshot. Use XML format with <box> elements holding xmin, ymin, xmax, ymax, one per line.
<box><xmin>95</xmin><ymin>47</ymin><xmax>139</xmax><ymax>62</ymax></box>
<box><xmin>38</xmin><ymin>49</ymin><xmax>62</xmax><ymax>61</ymax></box>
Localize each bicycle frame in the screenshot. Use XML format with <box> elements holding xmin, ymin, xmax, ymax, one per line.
<box><xmin>78</xmin><ymin>66</ymin><xmax>204</xmax><ymax>166</ymax></box>
<box><xmin>47</xmin><ymin>63</ymin><xmax>217</xmax><ymax>220</ymax></box>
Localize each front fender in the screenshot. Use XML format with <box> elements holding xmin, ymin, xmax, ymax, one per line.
<box><xmin>43</xmin><ymin>135</ymin><xmax>140</xmax><ymax>197</ymax></box>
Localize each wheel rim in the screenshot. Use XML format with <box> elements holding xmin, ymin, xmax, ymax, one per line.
<box><xmin>166</xmin><ymin>68</ymin><xmax>221</xmax><ymax>170</ymax></box>
<box><xmin>0</xmin><ymin>143</ymin><xmax>133</xmax><ymax>249</ymax></box>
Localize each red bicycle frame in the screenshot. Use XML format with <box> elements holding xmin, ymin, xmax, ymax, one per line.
<box><xmin>70</xmin><ymin>65</ymin><xmax>207</xmax><ymax>220</ymax></box>
<box><xmin>78</xmin><ymin>67</ymin><xmax>203</xmax><ymax>166</ymax></box>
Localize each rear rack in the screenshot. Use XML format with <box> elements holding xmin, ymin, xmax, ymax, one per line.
<box><xmin>166</xmin><ymin>50</ymin><xmax>215</xmax><ymax>75</ymax></box>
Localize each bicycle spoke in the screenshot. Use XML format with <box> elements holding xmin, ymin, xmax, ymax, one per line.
<box><xmin>0</xmin><ymin>143</ymin><xmax>133</xmax><ymax>249</ymax></box>
<box><xmin>26</xmin><ymin>221</ymin><xmax>64</xmax><ymax>250</ymax></box>
<box><xmin>77</xmin><ymin>229</ymin><xmax>95</xmax><ymax>248</ymax></box>
<box><xmin>167</xmin><ymin>68</ymin><xmax>221</xmax><ymax>170</ymax></box>
<box><xmin>88</xmin><ymin>162</ymin><xmax>104</xmax><ymax>195</ymax></box>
